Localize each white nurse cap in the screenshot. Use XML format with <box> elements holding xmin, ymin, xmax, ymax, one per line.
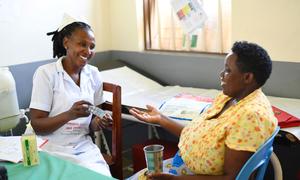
<box><xmin>57</xmin><ymin>13</ymin><xmax>77</xmax><ymax>32</ymax></box>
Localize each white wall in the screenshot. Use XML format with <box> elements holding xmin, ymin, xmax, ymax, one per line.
<box><xmin>93</xmin><ymin>0</ymin><xmax>111</xmax><ymax>52</ymax></box>
<box><xmin>1</xmin><ymin>0</ymin><xmax>299</xmax><ymax>66</ymax></box>
<box><xmin>232</xmin><ymin>0</ymin><xmax>300</xmax><ymax>62</ymax></box>
<box><xmin>0</xmin><ymin>0</ymin><xmax>110</xmax><ymax>66</ymax></box>
<box><xmin>109</xmin><ymin>0</ymin><xmax>300</xmax><ymax>62</ymax></box>
<box><xmin>109</xmin><ymin>0</ymin><xmax>140</xmax><ymax>51</ymax></box>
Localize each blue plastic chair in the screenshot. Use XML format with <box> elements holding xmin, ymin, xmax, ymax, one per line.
<box><xmin>236</xmin><ymin>127</ymin><xmax>280</xmax><ymax>180</ymax></box>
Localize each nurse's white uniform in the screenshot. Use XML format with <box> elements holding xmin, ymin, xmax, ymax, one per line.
<box><xmin>30</xmin><ymin>57</ymin><xmax>111</xmax><ymax>176</ymax></box>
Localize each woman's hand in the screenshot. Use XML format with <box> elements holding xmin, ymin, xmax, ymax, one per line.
<box><xmin>129</xmin><ymin>105</ymin><xmax>162</xmax><ymax>125</ymax></box>
<box><xmin>130</xmin><ymin>105</ymin><xmax>184</xmax><ymax>137</ymax></box>
<box><xmin>67</xmin><ymin>100</ymin><xmax>91</xmax><ymax>120</ymax></box>
<box><xmin>91</xmin><ymin>113</ymin><xmax>113</xmax><ymax>131</ymax></box>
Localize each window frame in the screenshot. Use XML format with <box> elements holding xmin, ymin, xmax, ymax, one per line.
<box><xmin>143</xmin><ymin>0</ymin><xmax>229</xmax><ymax>55</ymax></box>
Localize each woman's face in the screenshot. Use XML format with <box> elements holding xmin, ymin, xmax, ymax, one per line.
<box><xmin>220</xmin><ymin>52</ymin><xmax>246</xmax><ymax>98</ymax></box>
<box><xmin>64</xmin><ymin>28</ymin><xmax>96</xmax><ymax>69</ymax></box>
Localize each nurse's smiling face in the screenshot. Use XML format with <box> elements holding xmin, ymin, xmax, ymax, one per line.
<box><xmin>63</xmin><ymin>28</ymin><xmax>96</xmax><ymax>69</ymax></box>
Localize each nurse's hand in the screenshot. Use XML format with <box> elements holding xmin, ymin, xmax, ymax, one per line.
<box><xmin>91</xmin><ymin>113</ymin><xmax>113</xmax><ymax>131</ymax></box>
<box><xmin>68</xmin><ymin>100</ymin><xmax>91</xmax><ymax>120</ymax></box>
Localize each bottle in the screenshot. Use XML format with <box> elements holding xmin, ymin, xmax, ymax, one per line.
<box><xmin>21</xmin><ymin>133</ymin><xmax>40</xmax><ymax>166</ymax></box>
<box><xmin>0</xmin><ymin>67</ymin><xmax>20</xmax><ymax>132</ymax></box>
<box><xmin>22</xmin><ymin>118</ymin><xmax>39</xmax><ymax>166</ymax></box>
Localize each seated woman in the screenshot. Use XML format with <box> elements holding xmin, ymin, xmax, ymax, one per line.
<box><xmin>129</xmin><ymin>41</ymin><xmax>278</xmax><ymax>180</ymax></box>
<box><xmin>29</xmin><ymin>15</ymin><xmax>112</xmax><ymax>176</ymax></box>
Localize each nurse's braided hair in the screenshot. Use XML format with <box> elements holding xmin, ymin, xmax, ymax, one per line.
<box><xmin>46</xmin><ymin>22</ymin><xmax>91</xmax><ymax>58</ymax></box>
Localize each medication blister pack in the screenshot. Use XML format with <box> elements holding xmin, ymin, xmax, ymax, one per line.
<box><xmin>87</xmin><ymin>105</ymin><xmax>105</xmax><ymax>119</ymax></box>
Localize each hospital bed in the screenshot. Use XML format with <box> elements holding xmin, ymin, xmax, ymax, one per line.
<box><xmin>101</xmin><ymin>66</ymin><xmax>300</xmax><ymax>138</ymax></box>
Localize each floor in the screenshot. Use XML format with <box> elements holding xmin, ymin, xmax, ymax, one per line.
<box><xmin>122</xmin><ymin>149</ymin><xmax>134</xmax><ymax>179</ymax></box>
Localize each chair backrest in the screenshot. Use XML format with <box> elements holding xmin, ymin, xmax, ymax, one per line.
<box><xmin>236</xmin><ymin>127</ymin><xmax>280</xmax><ymax>180</ymax></box>
<box><xmin>101</xmin><ymin>82</ymin><xmax>122</xmax><ymax>179</ymax></box>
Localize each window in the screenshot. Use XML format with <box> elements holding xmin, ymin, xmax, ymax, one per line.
<box><xmin>144</xmin><ymin>0</ymin><xmax>231</xmax><ymax>53</ymax></box>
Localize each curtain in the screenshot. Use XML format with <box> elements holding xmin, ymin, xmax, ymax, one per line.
<box><xmin>148</xmin><ymin>0</ymin><xmax>231</xmax><ymax>53</ymax></box>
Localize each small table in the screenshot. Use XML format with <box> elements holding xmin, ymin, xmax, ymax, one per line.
<box><xmin>0</xmin><ymin>151</ymin><xmax>115</xmax><ymax>180</ymax></box>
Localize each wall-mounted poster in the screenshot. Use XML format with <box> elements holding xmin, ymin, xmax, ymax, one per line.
<box><xmin>171</xmin><ymin>0</ymin><xmax>207</xmax><ymax>34</ymax></box>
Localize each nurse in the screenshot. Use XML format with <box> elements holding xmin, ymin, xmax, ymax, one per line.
<box><xmin>29</xmin><ymin>14</ymin><xmax>112</xmax><ymax>176</ymax></box>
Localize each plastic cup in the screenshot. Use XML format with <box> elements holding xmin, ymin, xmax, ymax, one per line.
<box><xmin>143</xmin><ymin>144</ymin><xmax>164</xmax><ymax>174</ymax></box>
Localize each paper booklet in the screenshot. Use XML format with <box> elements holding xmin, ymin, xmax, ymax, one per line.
<box><xmin>159</xmin><ymin>93</ymin><xmax>213</xmax><ymax>121</ymax></box>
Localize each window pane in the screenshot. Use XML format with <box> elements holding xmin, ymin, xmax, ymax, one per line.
<box><xmin>144</xmin><ymin>0</ymin><xmax>231</xmax><ymax>53</ymax></box>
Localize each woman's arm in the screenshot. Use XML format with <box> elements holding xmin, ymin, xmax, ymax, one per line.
<box><xmin>149</xmin><ymin>146</ymin><xmax>253</xmax><ymax>180</ymax></box>
<box><xmin>129</xmin><ymin>105</ymin><xmax>185</xmax><ymax>137</ymax></box>
<box><xmin>30</xmin><ymin>100</ymin><xmax>91</xmax><ymax>134</ymax></box>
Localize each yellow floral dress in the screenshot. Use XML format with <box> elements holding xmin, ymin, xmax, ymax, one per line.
<box><xmin>178</xmin><ymin>88</ymin><xmax>277</xmax><ymax>175</ymax></box>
